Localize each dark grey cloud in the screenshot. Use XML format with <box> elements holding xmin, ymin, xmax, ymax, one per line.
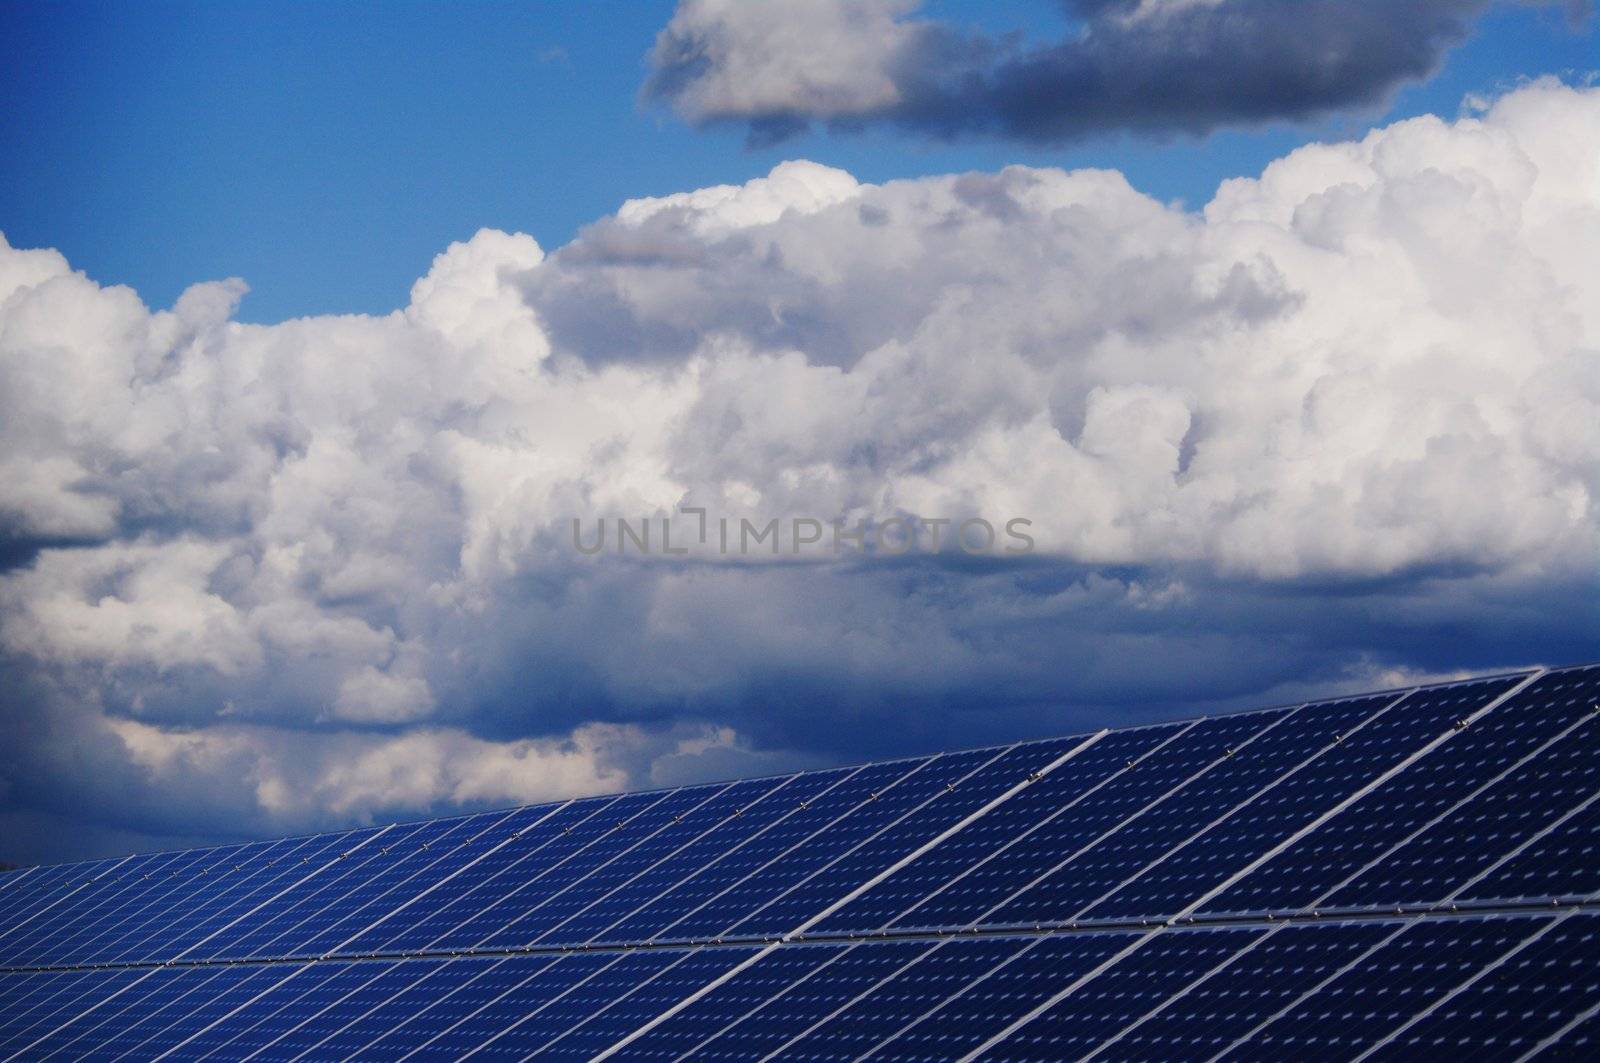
<box><xmin>646</xmin><ymin>0</ymin><xmax>1584</xmax><ymax>144</ymax></box>
<box><xmin>6</xmin><ymin>558</ymin><xmax>1593</xmax><ymax>865</ymax></box>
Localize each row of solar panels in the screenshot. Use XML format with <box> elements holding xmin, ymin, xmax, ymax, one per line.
<box><xmin>2</xmin><ymin>667</ymin><xmax>1596</xmax><ymax>975</ymax></box>
<box><xmin>2</xmin><ymin>911</ymin><xmax>1595</xmax><ymax>1060</ymax></box>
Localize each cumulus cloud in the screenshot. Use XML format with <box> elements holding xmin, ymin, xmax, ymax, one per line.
<box><xmin>645</xmin><ymin>0</ymin><xmax>1587</xmax><ymax>144</ymax></box>
<box><xmin>0</xmin><ymin>82</ymin><xmax>1596</xmax><ymax>863</ymax></box>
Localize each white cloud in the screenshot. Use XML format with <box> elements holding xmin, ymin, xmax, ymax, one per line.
<box><xmin>333</xmin><ymin>663</ymin><xmax>436</xmax><ymax>725</ymax></box>
<box><xmin>615</xmin><ymin>159</ymin><xmax>864</xmax><ymax>234</ymax></box>
<box><xmin>104</xmin><ymin>715</ymin><xmax>731</xmax><ymax>822</ymax></box>
<box><xmin>647</xmin><ymin>0</ymin><xmax>921</xmax><ymax>126</ymax></box>
<box><xmin>0</xmin><ymin>539</ymin><xmax>261</xmax><ymax>676</ymax></box>
<box><xmin>0</xmin><ymin>81</ymin><xmax>1595</xmax><ymax>856</ymax></box>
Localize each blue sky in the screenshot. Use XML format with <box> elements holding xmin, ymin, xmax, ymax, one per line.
<box><xmin>0</xmin><ymin>1</ymin><xmax>1596</xmax><ymax>864</ymax></box>
<box><xmin>4</xmin><ymin>0</ymin><xmax>1591</xmax><ymax>323</ymax></box>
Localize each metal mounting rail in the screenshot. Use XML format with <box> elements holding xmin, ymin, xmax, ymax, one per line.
<box><xmin>2</xmin><ymin>895</ymin><xmax>1595</xmax><ymax>975</ymax></box>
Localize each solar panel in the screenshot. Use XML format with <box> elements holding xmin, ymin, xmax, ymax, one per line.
<box><xmin>1</xmin><ymin>663</ymin><xmax>1596</xmax><ymax>1060</ymax></box>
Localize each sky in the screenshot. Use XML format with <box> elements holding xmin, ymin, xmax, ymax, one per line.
<box><xmin>0</xmin><ymin>0</ymin><xmax>1596</xmax><ymax>865</ymax></box>
<box><xmin>3</xmin><ymin>0</ymin><xmax>1592</xmax><ymax>322</ymax></box>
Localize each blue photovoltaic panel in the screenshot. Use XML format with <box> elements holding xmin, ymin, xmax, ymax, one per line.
<box><xmin>763</xmin><ymin>936</ymin><xmax>1032</xmax><ymax>1060</ymax></box>
<box><xmin>1362</xmin><ymin>913</ymin><xmax>1600</xmax><ymax>1062</ymax></box>
<box><xmin>547</xmin><ymin>774</ymin><xmax>820</xmax><ymax>947</ymax></box>
<box><xmin>285</xmin><ymin>808</ymin><xmax>524</xmax><ymax>957</ymax></box>
<box><xmin>530</xmin><ymin>947</ymin><xmax>756</xmax><ymax>1060</ymax></box>
<box><xmin>721</xmin><ymin>748</ymin><xmax>1013</xmax><ymax>940</ymax></box>
<box><xmin>1532</xmin><ymin>1011</ymin><xmax>1599</xmax><ymax>1061</ymax></box>
<box><xmin>1143</xmin><ymin>678</ymin><xmax>1523</xmax><ymax>920</ymax></box>
<box><xmin>1</xmin><ymin>664</ymin><xmax>1597</xmax><ymax>1060</ymax></box>
<box><xmin>1196</xmin><ymin>668</ymin><xmax>1600</xmax><ymax>917</ymax></box>
<box><xmin>277</xmin><ymin>957</ymin><xmax>481</xmax><ymax>1058</ymax></box>
<box><xmin>654</xmin><ymin>755</ymin><xmax>942</xmax><ymax>944</ymax></box>
<box><xmin>346</xmin><ymin>797</ymin><xmax>613</xmax><ymax>954</ymax></box>
<box><xmin>1220</xmin><ymin>913</ymin><xmax>1557</xmax><ymax>1062</ymax></box>
<box><xmin>612</xmin><ymin>944</ymin><xmax>847</xmax><ymax>1060</ymax></box>
<box><xmin>518</xmin><ymin>777</ymin><xmax>790</xmax><ymax>949</ymax></box>
<box><xmin>818</xmin><ymin>726</ymin><xmax>1182</xmax><ymax>934</ymax></box>
<box><xmin>467</xmin><ymin>784</ymin><xmax>735</xmax><ymax>951</ymax></box>
<box><xmin>245</xmin><ymin>957</ymin><xmax>451</xmax><ymax>1061</ymax></box>
<box><xmin>727</xmin><ymin>740</ymin><xmax>1083</xmax><ymax>942</ymax></box>
<box><xmin>981</xmin><ymin>926</ymin><xmax>1266</xmax><ymax>1061</ymax></box>
<box><xmin>988</xmin><ymin>712</ymin><xmax>1298</xmax><ymax>927</ymax></box>
<box><xmin>864</xmin><ymin>933</ymin><xmax>1134</xmax><ymax>1061</ymax></box>
<box><xmin>0</xmin><ymin>968</ymin><xmax>143</xmax><ymax>1057</ymax></box>
<box><xmin>1092</xmin><ymin>919</ymin><xmax>1399</xmax><ymax>1061</ymax></box>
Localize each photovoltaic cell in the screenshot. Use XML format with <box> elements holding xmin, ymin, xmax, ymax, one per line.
<box><xmin>614</xmin><ymin>945</ymin><xmax>847</xmax><ymax>1060</ymax></box>
<box><xmin>245</xmin><ymin>958</ymin><xmax>449</xmax><ymax>1061</ymax></box>
<box><xmin>1221</xmin><ymin>913</ymin><xmax>1553</xmax><ymax>1061</ymax></box>
<box><xmin>1</xmin><ymin>664</ymin><xmax>1596</xmax><ymax>1061</ymax></box>
<box><xmin>96</xmin><ymin>965</ymin><xmax>279</xmax><ymax>1060</ymax></box>
<box><xmin>1465</xmin><ymin>798</ymin><xmax>1600</xmax><ymax>904</ymax></box>
<box><xmin>984</xmin><ymin>926</ymin><xmax>1264</xmax><ymax>1060</ymax></box>
<box><xmin>865</xmin><ymin>933</ymin><xmax>1132</xmax><ymax>1061</ymax></box>
<box><xmin>532</xmin><ymin>947</ymin><xmax>756</xmax><ymax>1060</ymax></box>
<box><xmin>179</xmin><ymin>960</ymin><xmax>355</xmax><ymax>1058</ymax></box>
<box><xmin>183</xmin><ymin>827</ymin><xmax>389</xmax><ymax>962</ymax></box>
<box><xmin>287</xmin><ymin>808</ymin><xmax>521</xmax><ymax>957</ymax></box>
<box><xmin>1531</xmin><ymin>1010</ymin><xmax>1599</xmax><ymax>1061</ymax></box>
<box><xmin>43</xmin><ymin>965</ymin><xmax>238</xmax><ymax>1059</ymax></box>
<box><xmin>765</xmin><ymin>936</ymin><xmax>1031</xmax><ymax>1061</ymax></box>
<box><xmin>101</xmin><ymin>837</ymin><xmax>319</xmax><ymax>965</ymax></box>
<box><xmin>1363</xmin><ymin>913</ymin><xmax>1600</xmax><ymax>1062</ymax></box>
<box><xmin>394</xmin><ymin>952</ymin><xmax>644</xmax><ymax>1058</ymax></box>
<box><xmin>343</xmin><ymin>955</ymin><xmax>537</xmax><ymax>1059</ymax></box>
<box><xmin>284</xmin><ymin>957</ymin><xmax>481</xmax><ymax>1059</ymax></box>
<box><xmin>1092</xmin><ymin>919</ymin><xmax>1399</xmax><ymax>1061</ymax></box>
<box><xmin>693</xmin><ymin>941</ymin><xmax>935</xmax><ymax>1060</ymax></box>
<box><xmin>0</xmin><ymin>968</ymin><xmax>144</xmax><ymax>1057</ymax></box>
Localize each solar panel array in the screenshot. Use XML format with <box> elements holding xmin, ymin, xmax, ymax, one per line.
<box><xmin>2</xmin><ymin>663</ymin><xmax>1597</xmax><ymax>1060</ymax></box>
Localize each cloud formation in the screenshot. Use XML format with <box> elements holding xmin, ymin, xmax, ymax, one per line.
<box><xmin>646</xmin><ymin>0</ymin><xmax>1584</xmax><ymax>144</ymax></box>
<box><xmin>1</xmin><ymin>82</ymin><xmax>1596</xmax><ymax>863</ymax></box>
